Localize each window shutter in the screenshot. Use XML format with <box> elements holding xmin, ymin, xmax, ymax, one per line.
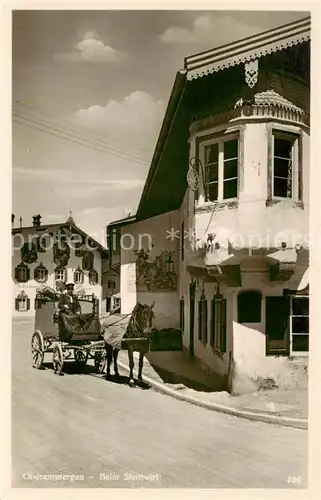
<box><xmin>14</xmin><ymin>267</ymin><xmax>20</xmax><ymax>281</ymax></box>
<box><xmin>179</xmin><ymin>298</ymin><xmax>184</xmax><ymax>331</ymax></box>
<box><xmin>198</xmin><ymin>300</ymin><xmax>202</xmax><ymax>341</ymax></box>
<box><xmin>15</xmin><ymin>298</ymin><xmax>19</xmax><ymax>311</ymax></box>
<box><xmin>210</xmin><ymin>299</ymin><xmax>215</xmax><ymax>347</ymax></box>
<box><xmin>26</xmin><ymin>266</ymin><xmax>30</xmax><ymax>282</ymax></box>
<box><xmin>27</xmin><ymin>298</ymin><xmax>30</xmax><ymax>311</ymax></box>
<box><xmin>220</xmin><ymin>299</ymin><xmax>227</xmax><ymax>352</ymax></box>
<box><xmin>203</xmin><ymin>300</ymin><xmax>208</xmax><ymax>343</ymax></box>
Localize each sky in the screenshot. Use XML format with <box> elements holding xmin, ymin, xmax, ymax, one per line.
<box><xmin>12</xmin><ymin>9</ymin><xmax>308</xmax><ymax>245</ymax></box>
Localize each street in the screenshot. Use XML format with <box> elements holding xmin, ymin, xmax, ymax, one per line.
<box><xmin>12</xmin><ymin>319</ymin><xmax>308</xmax><ymax>489</ymax></box>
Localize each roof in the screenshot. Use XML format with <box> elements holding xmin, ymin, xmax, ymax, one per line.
<box><xmin>111</xmin><ymin>17</ymin><xmax>310</xmax><ymax>224</ymax></box>
<box><xmin>184</xmin><ymin>16</ymin><xmax>310</xmax><ymax>80</ymax></box>
<box><xmin>12</xmin><ymin>221</ymin><xmax>107</xmax><ymax>253</ymax></box>
<box><xmin>234</xmin><ymin>89</ymin><xmax>305</xmax><ymax>115</ymax></box>
<box><xmin>107</xmin><ymin>215</ymin><xmax>137</xmax><ymax>229</ymax></box>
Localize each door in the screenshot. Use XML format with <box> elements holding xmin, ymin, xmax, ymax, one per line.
<box><xmin>189</xmin><ymin>282</ymin><xmax>196</xmax><ymax>357</ymax></box>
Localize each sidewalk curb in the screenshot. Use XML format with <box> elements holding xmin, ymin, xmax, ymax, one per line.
<box><xmin>117</xmin><ymin>360</ymin><xmax>308</xmax><ymax>430</ymax></box>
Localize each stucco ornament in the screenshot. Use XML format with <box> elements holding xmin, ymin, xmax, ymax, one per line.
<box><xmin>245</xmin><ymin>59</ymin><xmax>259</xmax><ymax>88</ymax></box>
<box><xmin>187</xmin><ymin>157</ymin><xmax>200</xmax><ymax>191</ymax></box>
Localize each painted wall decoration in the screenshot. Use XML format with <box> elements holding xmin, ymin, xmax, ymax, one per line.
<box><xmin>53</xmin><ymin>241</ymin><xmax>70</xmax><ymax>267</ymax></box>
<box><xmin>21</xmin><ymin>242</ymin><xmax>38</xmax><ymax>264</ymax></box>
<box><xmin>134</xmin><ymin>248</ymin><xmax>177</xmax><ymax>292</ymax></box>
<box><xmin>82</xmin><ymin>250</ymin><xmax>94</xmax><ymax>271</ymax></box>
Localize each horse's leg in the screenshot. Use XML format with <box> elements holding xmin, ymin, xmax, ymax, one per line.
<box><xmin>128</xmin><ymin>347</ymin><xmax>135</xmax><ymax>387</ymax></box>
<box><xmin>138</xmin><ymin>350</ymin><xmax>144</xmax><ymax>381</ymax></box>
<box><xmin>113</xmin><ymin>348</ymin><xmax>120</xmax><ymax>377</ymax></box>
<box><xmin>105</xmin><ymin>345</ymin><xmax>113</xmax><ymax>380</ymax></box>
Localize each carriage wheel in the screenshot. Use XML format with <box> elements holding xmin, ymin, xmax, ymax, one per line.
<box><xmin>94</xmin><ymin>351</ymin><xmax>106</xmax><ymax>374</ymax></box>
<box><xmin>53</xmin><ymin>343</ymin><xmax>64</xmax><ymax>375</ymax></box>
<box><xmin>74</xmin><ymin>350</ymin><xmax>88</xmax><ymax>370</ymax></box>
<box><xmin>31</xmin><ymin>330</ymin><xmax>44</xmax><ymax>369</ymax></box>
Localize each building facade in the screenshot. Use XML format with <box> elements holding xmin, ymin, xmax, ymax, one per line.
<box><xmin>12</xmin><ymin>214</ymin><xmax>107</xmax><ymax>317</ymax></box>
<box><xmin>107</xmin><ymin>18</ymin><xmax>310</xmax><ymax>393</ymax></box>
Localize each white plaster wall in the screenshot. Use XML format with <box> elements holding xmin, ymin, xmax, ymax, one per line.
<box><xmin>120</xmin><ymin>211</ymin><xmax>180</xmax><ymax>329</ymax></box>
<box><xmin>231</xmin><ymin>264</ymin><xmax>309</xmax><ymax>394</ymax></box>
<box><xmin>12</xmin><ymin>230</ymin><xmax>103</xmax><ymax>317</ymax></box>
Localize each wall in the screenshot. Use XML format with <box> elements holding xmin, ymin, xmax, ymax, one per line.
<box><xmin>231</xmin><ymin>259</ymin><xmax>309</xmax><ymax>394</ymax></box>
<box><xmin>120</xmin><ymin>211</ymin><xmax>180</xmax><ymax>330</ymax></box>
<box><xmin>192</xmin><ymin>121</ymin><xmax>309</xmax><ymax>252</ymax></box>
<box><xmin>12</xmin><ymin>228</ymin><xmax>103</xmax><ymax>317</ymax></box>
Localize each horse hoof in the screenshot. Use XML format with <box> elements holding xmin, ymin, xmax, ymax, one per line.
<box><xmin>129</xmin><ymin>379</ymin><xmax>135</xmax><ymax>387</ymax></box>
<box><xmin>114</xmin><ymin>372</ymin><xmax>120</xmax><ymax>378</ymax></box>
<box><xmin>105</xmin><ymin>373</ymin><xmax>111</xmax><ymax>380</ymax></box>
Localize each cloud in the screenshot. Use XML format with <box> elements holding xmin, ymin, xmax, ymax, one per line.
<box><xmin>160</xmin><ymin>14</ymin><xmax>261</xmax><ymax>45</ymax></box>
<box><xmin>71</xmin><ymin>91</ymin><xmax>165</xmax><ymax>155</ymax></box>
<box><xmin>54</xmin><ymin>34</ymin><xmax>129</xmax><ymax>64</ymax></box>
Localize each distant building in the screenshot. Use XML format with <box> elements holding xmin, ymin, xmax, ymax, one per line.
<box><xmin>107</xmin><ymin>18</ymin><xmax>310</xmax><ymax>393</ymax></box>
<box><xmin>12</xmin><ymin>213</ymin><xmax>108</xmax><ymax>316</ymax></box>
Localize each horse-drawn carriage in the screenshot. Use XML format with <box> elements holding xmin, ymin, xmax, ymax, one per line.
<box><xmin>31</xmin><ymin>290</ymin><xmax>107</xmax><ymax>375</ymax></box>
<box><xmin>31</xmin><ymin>287</ymin><xmax>155</xmax><ymax>385</ymax></box>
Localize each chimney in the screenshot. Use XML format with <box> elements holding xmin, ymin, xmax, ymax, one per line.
<box><xmin>11</xmin><ymin>214</ymin><xmax>15</xmax><ymax>226</ymax></box>
<box><xmin>32</xmin><ymin>214</ymin><xmax>42</xmax><ymax>227</ymax></box>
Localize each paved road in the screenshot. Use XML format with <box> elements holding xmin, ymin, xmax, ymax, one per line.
<box><xmin>12</xmin><ymin>318</ymin><xmax>308</xmax><ymax>489</ymax></box>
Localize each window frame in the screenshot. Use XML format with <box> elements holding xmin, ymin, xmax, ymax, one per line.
<box><xmin>108</xmin><ymin>280</ymin><xmax>116</xmax><ymax>290</ymax></box>
<box><xmin>237</xmin><ymin>290</ymin><xmax>262</xmax><ymax>324</ymax></box>
<box><xmin>73</xmin><ymin>267</ymin><xmax>84</xmax><ymax>285</ymax></box>
<box><xmin>15</xmin><ymin>263</ymin><xmax>30</xmax><ymax>283</ymax></box>
<box><xmin>55</xmin><ymin>267</ymin><xmax>67</xmax><ymax>282</ymax></box>
<box><xmin>267</xmin><ymin>127</ymin><xmax>302</xmax><ymax>203</ymax></box>
<box><xmin>89</xmin><ymin>269</ymin><xmax>98</xmax><ymax>285</ymax></box>
<box><xmin>289</xmin><ymin>295</ymin><xmax>309</xmax><ymax>357</ymax></box>
<box><xmin>199</xmin><ymin>132</ymin><xmax>239</xmax><ymax>203</ymax></box>
<box><xmin>15</xmin><ymin>292</ymin><xmax>30</xmax><ymax>312</ymax></box>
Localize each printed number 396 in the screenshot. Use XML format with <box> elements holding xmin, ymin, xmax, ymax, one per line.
<box><xmin>288</xmin><ymin>476</ymin><xmax>301</xmax><ymax>484</ymax></box>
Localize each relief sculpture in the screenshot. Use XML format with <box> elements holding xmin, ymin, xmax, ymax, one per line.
<box><xmin>134</xmin><ymin>248</ymin><xmax>177</xmax><ymax>292</ymax></box>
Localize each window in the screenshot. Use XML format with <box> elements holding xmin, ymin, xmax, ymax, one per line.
<box><xmin>202</xmin><ymin>136</ymin><xmax>238</xmax><ymax>202</ymax></box>
<box><xmin>266</xmin><ymin>296</ymin><xmax>289</xmax><ymax>355</ymax></box>
<box><xmin>89</xmin><ymin>269</ymin><xmax>98</xmax><ymax>285</ymax></box>
<box><xmin>108</xmin><ymin>280</ymin><xmax>116</xmax><ymax>290</ymax></box>
<box><xmin>271</xmin><ymin>131</ymin><xmax>300</xmax><ymax>200</ymax></box>
<box><xmin>290</xmin><ymin>296</ymin><xmax>309</xmax><ymax>355</ymax></box>
<box><xmin>55</xmin><ymin>267</ymin><xmax>66</xmax><ymax>282</ymax></box>
<box><xmin>14</xmin><ymin>263</ymin><xmax>30</xmax><ymax>283</ymax></box>
<box><xmin>74</xmin><ymin>267</ymin><xmax>84</xmax><ymax>284</ymax></box>
<box><xmin>180</xmin><ymin>297</ymin><xmax>185</xmax><ymax>331</ymax></box>
<box><xmin>238</xmin><ymin>291</ymin><xmax>262</xmax><ymax>323</ymax></box>
<box><xmin>34</xmin><ymin>263</ymin><xmax>48</xmax><ymax>283</ymax></box>
<box><xmin>15</xmin><ymin>291</ymin><xmax>30</xmax><ymax>312</ymax></box>
<box><xmin>198</xmin><ymin>293</ymin><xmax>208</xmax><ymax>343</ymax></box>
<box><xmin>114</xmin><ymin>297</ymin><xmax>121</xmax><ymax>309</ymax></box>
<box><xmin>210</xmin><ymin>293</ymin><xmax>227</xmax><ymax>352</ymax></box>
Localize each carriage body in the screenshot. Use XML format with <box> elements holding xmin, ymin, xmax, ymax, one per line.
<box><xmin>35</xmin><ymin>292</ymin><xmax>101</xmax><ymax>341</ymax></box>
<box><xmin>31</xmin><ymin>292</ymin><xmax>106</xmax><ymax>375</ymax></box>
